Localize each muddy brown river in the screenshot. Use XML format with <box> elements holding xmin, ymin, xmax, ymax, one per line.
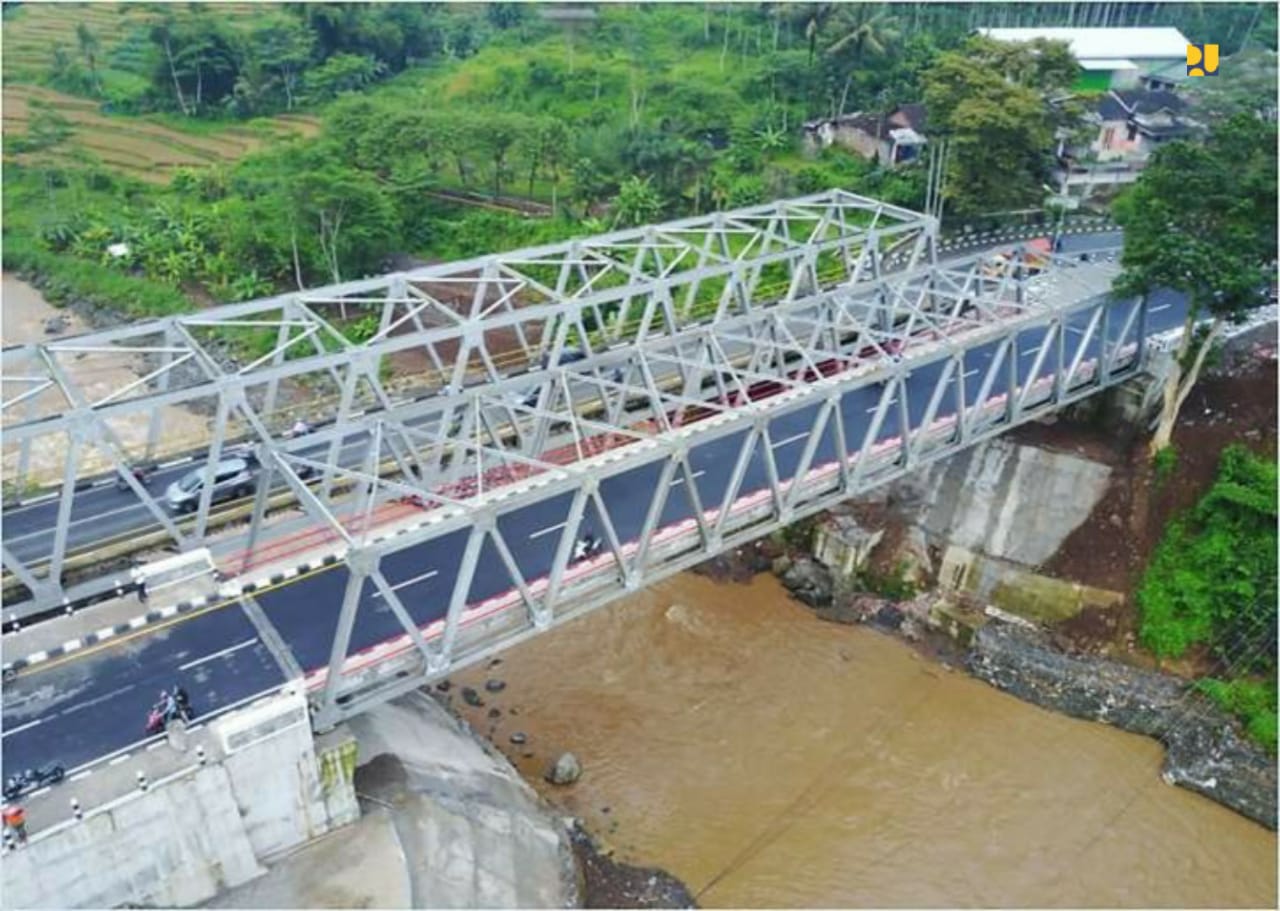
<box><xmin>453</xmin><ymin>572</ymin><xmax>1276</xmax><ymax>908</ymax></box>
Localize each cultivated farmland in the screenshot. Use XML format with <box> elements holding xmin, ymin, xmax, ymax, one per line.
<box><xmin>1</xmin><ymin>2</ymin><xmax>319</xmax><ymax>182</ymax></box>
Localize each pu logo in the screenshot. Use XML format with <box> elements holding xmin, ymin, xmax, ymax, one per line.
<box><xmin>1186</xmin><ymin>44</ymin><xmax>1220</xmax><ymax>76</ymax></box>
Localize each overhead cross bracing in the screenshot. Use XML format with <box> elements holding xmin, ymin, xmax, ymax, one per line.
<box><xmin>210</xmin><ymin>244</ymin><xmax>1145</xmax><ymax>728</ymax></box>
<box><xmin>1</xmin><ymin>191</ymin><xmax>936</xmax><ymax>615</ymax></box>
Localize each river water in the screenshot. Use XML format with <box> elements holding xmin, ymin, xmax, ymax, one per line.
<box><xmin>453</xmin><ymin>572</ymin><xmax>1277</xmax><ymax>908</ymax></box>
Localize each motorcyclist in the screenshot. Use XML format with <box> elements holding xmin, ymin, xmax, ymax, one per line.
<box><xmin>157</xmin><ymin>689</ymin><xmax>177</xmax><ymax>724</ymax></box>
<box><xmin>572</xmin><ymin>529</ymin><xmax>601</xmax><ymax>562</ymax></box>
<box><xmin>291</xmin><ymin>418</ymin><xmax>312</xmax><ymax>437</ymax></box>
<box><xmin>172</xmin><ymin>685</ymin><xmax>193</xmax><ymax>721</ymax></box>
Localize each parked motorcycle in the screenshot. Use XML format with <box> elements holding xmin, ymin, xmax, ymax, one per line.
<box><xmin>3</xmin><ymin>763</ymin><xmax>65</xmax><ymax>801</ymax></box>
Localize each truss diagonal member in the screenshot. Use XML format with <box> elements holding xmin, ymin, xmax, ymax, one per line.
<box><xmin>368</xmin><ymin>570</ymin><xmax>435</xmax><ymax>667</ymax></box>
<box><xmin>0</xmin><ymin>377</ymin><xmax>55</xmax><ymax>414</ymax></box>
<box><xmin>3</xmin><ymin>544</ymin><xmax>48</xmax><ymax>601</ymax></box>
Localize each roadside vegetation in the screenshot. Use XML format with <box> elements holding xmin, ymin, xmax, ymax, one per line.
<box><xmin>1138</xmin><ymin>445</ymin><xmax>1278</xmax><ymax>752</ymax></box>
<box><xmin>4</xmin><ymin>2</ymin><xmax>1275</xmax><ymax>316</ymax></box>
<box><xmin>1113</xmin><ymin>114</ymin><xmax>1278</xmax><ymax>455</ymax></box>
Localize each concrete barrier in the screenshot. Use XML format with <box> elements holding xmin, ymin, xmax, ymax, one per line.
<box><xmin>2</xmin><ymin>687</ymin><xmax>358</xmax><ymax>909</ymax></box>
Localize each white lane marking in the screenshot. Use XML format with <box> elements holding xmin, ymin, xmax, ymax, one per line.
<box><xmin>147</xmin><ymin>740</ymin><xmax>166</xmax><ymax>751</ymax></box>
<box><xmin>1</xmin><ymin>719</ymin><xmax>42</xmax><ymax>739</ymax></box>
<box><xmin>1020</xmin><ymin>346</ymin><xmax>1042</xmax><ymax>359</ymax></box>
<box><xmin>58</xmin><ymin>683</ymin><xmax>136</xmax><ymax>718</ymax></box>
<box><xmin>670</xmin><ymin>470</ymin><xmax>707</xmax><ymax>487</ymax></box>
<box><xmin>770</xmin><ymin>431</ymin><xmax>810</xmax><ymax>450</ymax></box>
<box><xmin>109</xmin><ymin>754</ymin><xmax>130</xmax><ymax>766</ymax></box>
<box><xmin>69</xmin><ymin>770</ymin><xmax>92</xmax><ymax>782</ymax></box>
<box><xmin>1151</xmin><ymin>304</ymin><xmax>1172</xmax><ymax>313</ymax></box>
<box><xmin>372</xmin><ymin>570</ymin><xmax>439</xmax><ymax>599</ymax></box>
<box><xmin>178</xmin><ymin>637</ymin><xmax>258</xmax><ymax>671</ymax></box>
<box><xmin>529</xmin><ymin>521</ymin><xmax>567</xmax><ymax>540</ymax></box>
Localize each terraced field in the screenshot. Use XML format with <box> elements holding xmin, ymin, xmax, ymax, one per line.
<box><xmin>1</xmin><ymin>2</ymin><xmax>266</xmax><ymax>77</ymax></box>
<box><xmin>2</xmin><ymin>3</ymin><xmax>320</xmax><ymax>182</ymax></box>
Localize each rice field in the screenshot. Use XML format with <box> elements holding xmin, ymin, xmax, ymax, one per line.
<box><xmin>2</xmin><ymin>3</ymin><xmax>319</xmax><ymax>182</ymax></box>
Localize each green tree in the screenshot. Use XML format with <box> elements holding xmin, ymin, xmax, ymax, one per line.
<box><xmin>824</xmin><ymin>4</ymin><xmax>899</xmax><ymax>68</ymax></box>
<box><xmin>74</xmin><ymin>23</ymin><xmax>102</xmax><ymax>95</ymax></box>
<box><xmin>476</xmin><ymin>114</ymin><xmax>529</xmax><ymax>198</ymax></box>
<box><xmin>1185</xmin><ymin>49</ymin><xmax>1279</xmax><ymax>126</ymax></box>
<box><xmin>251</xmin><ymin>14</ymin><xmax>315</xmax><ymax>111</ymax></box>
<box><xmin>302</xmin><ymin>53</ymin><xmax>385</xmax><ymax>104</ymax></box>
<box><xmin>1113</xmin><ymin>114</ymin><xmax>1278</xmax><ymax>454</ymax></box>
<box><xmin>922</xmin><ymin>36</ymin><xmax>1079</xmax><ymax>215</ymax></box>
<box><xmin>611</xmin><ymin>174</ymin><xmax>663</xmax><ymax>228</ymax></box>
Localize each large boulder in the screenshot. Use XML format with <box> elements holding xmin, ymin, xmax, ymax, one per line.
<box><xmin>779</xmin><ymin>557</ymin><xmax>835</xmax><ymax>607</ymax></box>
<box><xmin>546</xmin><ymin>752</ymin><xmax>582</xmax><ymax>786</ymax></box>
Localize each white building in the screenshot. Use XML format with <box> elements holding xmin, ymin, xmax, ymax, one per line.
<box><xmin>978</xmin><ymin>27</ymin><xmax>1193</xmax><ymax>91</ymax></box>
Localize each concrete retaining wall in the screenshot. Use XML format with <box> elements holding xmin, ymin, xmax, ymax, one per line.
<box><xmin>2</xmin><ymin>688</ymin><xmax>358</xmax><ymax>909</ymax></box>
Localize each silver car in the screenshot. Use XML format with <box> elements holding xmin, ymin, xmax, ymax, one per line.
<box><xmin>164</xmin><ymin>458</ymin><xmax>255</xmax><ymax>513</ymax></box>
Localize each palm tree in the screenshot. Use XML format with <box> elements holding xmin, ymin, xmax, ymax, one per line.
<box><xmin>75</xmin><ymin>23</ymin><xmax>102</xmax><ymax>95</ymax></box>
<box><xmin>824</xmin><ymin>4</ymin><xmax>900</xmax><ymax>67</ymax></box>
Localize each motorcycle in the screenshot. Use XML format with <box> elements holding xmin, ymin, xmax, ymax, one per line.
<box><xmin>115</xmin><ymin>464</ymin><xmax>157</xmax><ymax>492</ymax></box>
<box><xmin>570</xmin><ymin>535</ymin><xmax>604</xmax><ymax>565</ymax></box>
<box><xmin>145</xmin><ymin>695</ymin><xmax>195</xmax><ymax>736</ymax></box>
<box><xmin>3</xmin><ymin>763</ymin><xmax>65</xmax><ymax>801</ymax></box>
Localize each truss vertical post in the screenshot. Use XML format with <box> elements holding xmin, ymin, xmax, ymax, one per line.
<box><xmin>1099</xmin><ymin>300</ymin><xmax>1112</xmax><ymax>383</ymax></box>
<box><xmin>261</xmin><ymin>318</ymin><xmax>295</xmax><ymax>423</ymax></box>
<box><xmin>544</xmin><ymin>486</ymin><xmax>590</xmax><ymax>609</ymax></box>
<box><xmin>45</xmin><ymin>430</ymin><xmax>83</xmax><ymax>589</ymax></box>
<box><xmin>785</xmin><ymin>398</ymin><xmax>835</xmax><ymax>510</ymax></box>
<box><xmin>436</xmin><ymin>523</ymin><xmax>487</xmax><ymax>665</ymax></box>
<box><xmin>315</xmin><ymin>564</ymin><xmax>369</xmax><ymax>728</ymax></box>
<box><xmin>194</xmin><ymin>395</ymin><xmax>232</xmax><ymax>539</ymax></box>
<box><xmin>241</xmin><ymin>451</ymin><xmax>277</xmax><ymax>576</ymax></box>
<box><xmin>628</xmin><ymin>456</ymin><xmax>680</xmax><ymax>586</ymax></box>
<box><xmin>321</xmin><ymin>362</ymin><xmax>363</xmax><ymax>501</ymax></box>
<box><xmin>144</xmin><ymin>327</ymin><xmax>178</xmax><ymax>462</ymax></box>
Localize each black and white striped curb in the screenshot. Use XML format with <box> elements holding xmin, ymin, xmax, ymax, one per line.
<box><xmin>1</xmin><ymin>554</ymin><xmax>346</xmax><ymax>680</ymax></box>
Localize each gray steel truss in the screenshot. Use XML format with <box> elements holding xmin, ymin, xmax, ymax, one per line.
<box><xmin>1</xmin><ymin>191</ymin><xmax>934</xmax><ymax>614</ymax></box>
<box><xmin>216</xmin><ymin>244</ymin><xmax>1144</xmax><ymax>729</ymax></box>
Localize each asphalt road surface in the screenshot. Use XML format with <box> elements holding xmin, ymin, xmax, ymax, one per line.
<box><xmin>2</xmin><ymin>259</ymin><xmax>1191</xmax><ymax>779</ymax></box>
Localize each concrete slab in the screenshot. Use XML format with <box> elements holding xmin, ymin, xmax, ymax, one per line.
<box><xmin>204</xmin><ymin>808</ymin><xmax>411</xmax><ymax>910</ymax></box>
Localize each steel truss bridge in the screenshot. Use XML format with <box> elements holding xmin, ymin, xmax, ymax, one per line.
<box><xmin>1</xmin><ymin>191</ymin><xmax>1151</xmax><ymax>728</ymax></box>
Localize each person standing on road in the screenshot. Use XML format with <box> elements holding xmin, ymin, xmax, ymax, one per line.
<box><xmin>3</xmin><ymin>804</ymin><xmax>28</xmax><ymax>844</ymax></box>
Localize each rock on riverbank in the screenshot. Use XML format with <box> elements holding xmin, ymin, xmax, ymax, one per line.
<box><xmin>969</xmin><ymin>623</ymin><xmax>1277</xmax><ymax>830</ymax></box>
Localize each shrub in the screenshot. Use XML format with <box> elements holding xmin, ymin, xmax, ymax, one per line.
<box><xmin>1196</xmin><ymin>677</ymin><xmax>1278</xmax><ymax>754</ymax></box>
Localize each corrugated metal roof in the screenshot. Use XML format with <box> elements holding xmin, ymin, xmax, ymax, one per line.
<box><xmin>979</xmin><ymin>27</ymin><xmax>1191</xmax><ymax>60</ymax></box>
<box><xmin>1078</xmin><ymin>58</ymin><xmax>1138</xmax><ymax>70</ymax></box>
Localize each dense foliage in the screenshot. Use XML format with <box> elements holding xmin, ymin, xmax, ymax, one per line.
<box><xmin>1138</xmin><ymin>445</ymin><xmax>1278</xmax><ymax>751</ymax></box>
<box><xmin>4</xmin><ymin>1</ymin><xmax>1275</xmax><ymax>311</ymax></box>
<box><xmin>1114</xmin><ymin>113</ymin><xmax>1278</xmax><ymax>451</ymax></box>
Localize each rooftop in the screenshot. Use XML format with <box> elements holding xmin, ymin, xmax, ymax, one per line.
<box><xmin>979</xmin><ymin>27</ymin><xmax>1192</xmax><ymax>61</ymax></box>
<box><xmin>1078</xmin><ymin>58</ymin><xmax>1138</xmax><ymax>70</ymax></box>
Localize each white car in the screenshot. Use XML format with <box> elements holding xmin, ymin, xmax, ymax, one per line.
<box><xmin>164</xmin><ymin>458</ymin><xmax>255</xmax><ymax>513</ymax></box>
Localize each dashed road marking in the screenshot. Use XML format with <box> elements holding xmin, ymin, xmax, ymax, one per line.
<box><xmin>178</xmin><ymin>637</ymin><xmax>258</xmax><ymax>671</ymax></box>
<box><xmin>1</xmin><ymin>719</ymin><xmax>42</xmax><ymax>739</ymax></box>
